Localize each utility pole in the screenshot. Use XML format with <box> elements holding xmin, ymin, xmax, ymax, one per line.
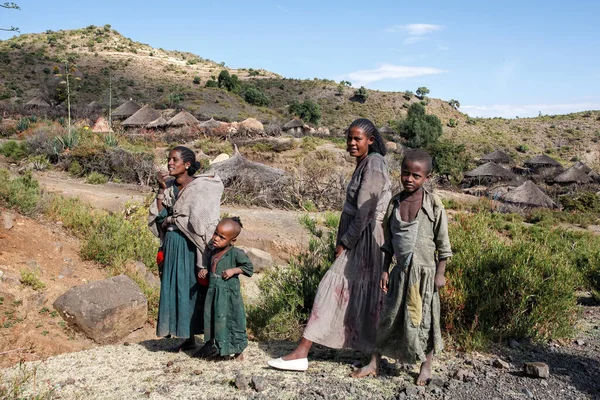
<box><xmin>65</xmin><ymin>60</ymin><xmax>71</xmax><ymax>133</ymax></box>
<box><xmin>108</xmin><ymin>69</ymin><xmax>112</xmax><ymax>126</ymax></box>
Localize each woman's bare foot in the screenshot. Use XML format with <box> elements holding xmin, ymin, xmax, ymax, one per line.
<box><xmin>350</xmin><ymin>353</ymin><xmax>380</xmax><ymax>378</ymax></box>
<box><xmin>416</xmin><ymin>353</ymin><xmax>433</xmax><ymax>386</ymax></box>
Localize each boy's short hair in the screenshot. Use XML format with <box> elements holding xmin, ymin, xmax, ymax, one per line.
<box><xmin>402</xmin><ymin>149</ymin><xmax>433</xmax><ymax>174</ymax></box>
<box><xmin>220</xmin><ymin>216</ymin><xmax>243</xmax><ymax>238</ymax></box>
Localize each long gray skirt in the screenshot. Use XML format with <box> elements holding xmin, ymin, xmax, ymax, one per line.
<box><xmin>302</xmin><ymin>212</ymin><xmax>385</xmax><ymax>353</ymax></box>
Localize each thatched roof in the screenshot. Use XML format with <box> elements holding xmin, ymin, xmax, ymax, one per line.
<box><xmin>146</xmin><ymin>116</ymin><xmax>168</xmax><ymax>129</ymax></box>
<box><xmin>480</xmin><ymin>150</ymin><xmax>513</xmax><ymax>165</ymax></box>
<box><xmin>553</xmin><ymin>166</ymin><xmax>593</xmax><ymax>184</ymax></box>
<box><xmin>464</xmin><ymin>162</ymin><xmax>516</xmax><ymax>179</ymax></box>
<box><xmin>239</xmin><ymin>118</ymin><xmax>264</xmax><ymax>132</ymax></box>
<box><xmin>112</xmin><ymin>100</ymin><xmax>141</xmax><ymax>118</ymax></box>
<box><xmin>283</xmin><ymin>119</ymin><xmax>304</xmax><ymax>130</ymax></box>
<box><xmin>167</xmin><ymin>110</ymin><xmax>200</xmax><ymax>127</ymax></box>
<box><xmin>501</xmin><ymin>181</ymin><xmax>556</xmax><ymax>208</ymax></box>
<box><xmin>524</xmin><ymin>154</ymin><xmax>562</xmax><ymax>167</ymax></box>
<box><xmin>573</xmin><ymin>161</ymin><xmax>592</xmax><ymax>175</ymax></box>
<box><xmin>26</xmin><ymin>96</ymin><xmax>50</xmax><ymax>108</ymax></box>
<box><xmin>86</xmin><ymin>101</ymin><xmax>102</xmax><ymax>111</ymax></box>
<box><xmin>91</xmin><ymin>117</ymin><xmax>113</xmax><ymax>133</ymax></box>
<box><xmin>121</xmin><ymin>105</ymin><xmax>162</xmax><ymax>126</ymax></box>
<box><xmin>199</xmin><ymin>118</ymin><xmax>223</xmax><ymax>129</ymax></box>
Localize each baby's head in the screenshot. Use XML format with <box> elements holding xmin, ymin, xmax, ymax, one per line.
<box><xmin>401</xmin><ymin>149</ymin><xmax>432</xmax><ymax>193</ymax></box>
<box><xmin>211</xmin><ymin>217</ymin><xmax>243</xmax><ymax>250</ymax></box>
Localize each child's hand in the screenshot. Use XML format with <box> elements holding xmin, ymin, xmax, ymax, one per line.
<box><xmin>434</xmin><ymin>273</ymin><xmax>446</xmax><ymax>290</ymax></box>
<box><xmin>334</xmin><ymin>244</ymin><xmax>346</xmax><ymax>259</ymax></box>
<box><xmin>198</xmin><ymin>269</ymin><xmax>208</xmax><ymax>280</ymax></box>
<box><xmin>380</xmin><ymin>271</ymin><xmax>389</xmax><ymax>293</ymax></box>
<box><xmin>221</xmin><ymin>269</ymin><xmax>236</xmax><ymax>280</ymax></box>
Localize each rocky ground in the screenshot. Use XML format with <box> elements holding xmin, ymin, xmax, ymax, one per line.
<box><xmin>1</xmin><ymin>302</ymin><xmax>599</xmax><ymax>399</ymax></box>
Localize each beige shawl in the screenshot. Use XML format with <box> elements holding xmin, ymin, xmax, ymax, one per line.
<box><xmin>148</xmin><ymin>174</ymin><xmax>224</xmax><ymax>266</ymax></box>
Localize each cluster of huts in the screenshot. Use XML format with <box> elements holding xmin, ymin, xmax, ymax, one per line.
<box><xmin>462</xmin><ymin>149</ymin><xmax>598</xmax><ymax>209</ymax></box>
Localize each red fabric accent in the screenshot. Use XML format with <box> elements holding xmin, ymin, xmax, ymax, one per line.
<box><xmin>156</xmin><ymin>250</ymin><xmax>164</xmax><ymax>266</ymax></box>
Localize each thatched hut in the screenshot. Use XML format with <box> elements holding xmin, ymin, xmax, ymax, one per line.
<box><xmin>200</xmin><ymin>118</ymin><xmax>223</xmax><ymax>129</ymax></box>
<box><xmin>121</xmin><ymin>105</ymin><xmax>162</xmax><ymax>127</ymax></box>
<box><xmin>167</xmin><ymin>110</ymin><xmax>200</xmax><ymax>127</ymax></box>
<box><xmin>112</xmin><ymin>100</ymin><xmax>141</xmax><ymax>119</ymax></box>
<box><xmin>524</xmin><ymin>154</ymin><xmax>562</xmax><ymax>169</ymax></box>
<box><xmin>553</xmin><ymin>166</ymin><xmax>593</xmax><ymax>185</ymax></box>
<box><xmin>463</xmin><ymin>162</ymin><xmax>517</xmax><ymax>186</ymax></box>
<box><xmin>238</xmin><ymin>118</ymin><xmax>264</xmax><ymax>135</ymax></box>
<box><xmin>500</xmin><ymin>181</ymin><xmax>556</xmax><ymax>208</ymax></box>
<box><xmin>86</xmin><ymin>101</ymin><xmax>102</xmax><ymax>112</ymax></box>
<box><xmin>572</xmin><ymin>161</ymin><xmax>592</xmax><ymax>175</ymax></box>
<box><xmin>480</xmin><ymin>150</ymin><xmax>513</xmax><ymax>165</ymax></box>
<box><xmin>26</xmin><ymin>96</ymin><xmax>50</xmax><ymax>108</ymax></box>
<box><xmin>146</xmin><ymin>116</ymin><xmax>168</xmax><ymax>129</ymax></box>
<box><xmin>91</xmin><ymin>117</ymin><xmax>113</xmax><ymax>133</ymax></box>
<box><xmin>282</xmin><ymin>119</ymin><xmax>304</xmax><ymax>135</ymax></box>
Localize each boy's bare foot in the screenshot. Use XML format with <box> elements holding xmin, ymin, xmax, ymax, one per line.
<box><xmin>416</xmin><ymin>359</ymin><xmax>432</xmax><ymax>386</ymax></box>
<box><xmin>281</xmin><ymin>338</ymin><xmax>312</xmax><ymax>361</ymax></box>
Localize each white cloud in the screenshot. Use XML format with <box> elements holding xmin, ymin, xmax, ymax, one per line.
<box><xmin>341</xmin><ymin>64</ymin><xmax>445</xmax><ymax>85</ymax></box>
<box><xmin>462</xmin><ymin>102</ymin><xmax>600</xmax><ymax>118</ymax></box>
<box><xmin>386</xmin><ymin>24</ymin><xmax>443</xmax><ymax>35</ymax></box>
<box><xmin>403</xmin><ymin>36</ymin><xmax>426</xmax><ymax>45</ymax></box>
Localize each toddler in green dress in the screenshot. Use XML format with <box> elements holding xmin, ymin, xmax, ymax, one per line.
<box><xmin>196</xmin><ymin>217</ymin><xmax>254</xmax><ymax>360</ymax></box>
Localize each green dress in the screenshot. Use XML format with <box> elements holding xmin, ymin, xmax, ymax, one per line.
<box><xmin>204</xmin><ymin>246</ymin><xmax>253</xmax><ymax>356</ymax></box>
<box><xmin>156</xmin><ymin>186</ymin><xmax>205</xmax><ymax>338</ymax></box>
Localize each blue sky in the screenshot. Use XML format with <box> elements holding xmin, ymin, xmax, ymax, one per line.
<box><xmin>3</xmin><ymin>0</ymin><xmax>600</xmax><ymax>117</ymax></box>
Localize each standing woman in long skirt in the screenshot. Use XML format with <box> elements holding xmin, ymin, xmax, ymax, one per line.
<box><xmin>149</xmin><ymin>146</ymin><xmax>224</xmax><ymax>351</ymax></box>
<box><xmin>268</xmin><ymin>119</ymin><xmax>392</xmax><ymax>371</ymax></box>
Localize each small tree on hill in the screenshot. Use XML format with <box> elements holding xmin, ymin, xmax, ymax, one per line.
<box><xmin>205</xmin><ymin>78</ymin><xmax>218</xmax><ymax>88</ymax></box>
<box><xmin>403</xmin><ymin>90</ymin><xmax>413</xmax><ymax>101</ymax></box>
<box><xmin>398</xmin><ymin>102</ymin><xmax>442</xmax><ymax>148</ymax></box>
<box><xmin>416</xmin><ymin>86</ymin><xmax>430</xmax><ymax>99</ymax></box>
<box><xmin>354</xmin><ymin>86</ymin><xmax>369</xmax><ymax>102</ymax></box>
<box><xmin>428</xmin><ymin>141</ymin><xmax>470</xmax><ymax>184</ymax></box>
<box><xmin>244</xmin><ymin>86</ymin><xmax>270</xmax><ymax>107</ymax></box>
<box><xmin>289</xmin><ymin>99</ymin><xmax>321</xmax><ymax>125</ymax></box>
<box><xmin>448</xmin><ymin>99</ymin><xmax>460</xmax><ymax>110</ymax></box>
<box><xmin>217</xmin><ymin>70</ymin><xmax>239</xmax><ymax>92</ymax></box>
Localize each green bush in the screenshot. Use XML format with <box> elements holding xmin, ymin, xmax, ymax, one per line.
<box><xmin>27</xmin><ymin>155</ymin><xmax>50</xmax><ymax>171</ymax></box>
<box><xmin>247</xmin><ymin>215</ymin><xmax>337</xmax><ymax>340</ymax></box>
<box><xmin>16</xmin><ymin>118</ymin><xmax>30</xmax><ymax>132</ymax></box>
<box><xmin>68</xmin><ymin>160</ymin><xmax>83</xmax><ymax>176</ymax></box>
<box><xmin>20</xmin><ymin>271</ymin><xmax>46</xmax><ymax>291</ymax></box>
<box><xmin>243</xmin><ymin>86</ymin><xmax>270</xmax><ymax>106</ymax></box>
<box><xmin>205</xmin><ymin>78</ymin><xmax>218</xmax><ymax>88</ymax></box>
<box><xmin>353</xmin><ymin>86</ymin><xmax>369</xmax><ymax>102</ymax></box>
<box><xmin>0</xmin><ymin>170</ymin><xmax>42</xmax><ymax>215</ymax></box>
<box><xmin>443</xmin><ymin>213</ymin><xmax>579</xmax><ymax>349</ymax></box>
<box><xmin>428</xmin><ymin>140</ymin><xmax>470</xmax><ymax>183</ymax></box>
<box><xmin>289</xmin><ymin>99</ymin><xmax>322</xmax><ymax>125</ymax></box>
<box><xmin>396</xmin><ymin>103</ymin><xmax>442</xmax><ymax>148</ymax></box>
<box><xmin>85</xmin><ymin>172</ymin><xmax>108</xmax><ymax>185</ymax></box>
<box><xmin>192</xmin><ymin>76</ymin><xmax>201</xmax><ymax>84</ymax></box>
<box><xmin>447</xmin><ymin>118</ymin><xmax>458</xmax><ymax>127</ymax></box>
<box><xmin>0</xmin><ymin>140</ymin><xmax>29</xmax><ymax>161</ymax></box>
<box><xmin>516</xmin><ymin>144</ymin><xmax>529</xmax><ymax>153</ymax></box>
<box><xmin>560</xmin><ymin>191</ymin><xmax>600</xmax><ymax>213</ymax></box>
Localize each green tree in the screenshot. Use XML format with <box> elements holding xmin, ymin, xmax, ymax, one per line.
<box><xmin>398</xmin><ymin>103</ymin><xmax>442</xmax><ymax>148</ymax></box>
<box><xmin>205</xmin><ymin>78</ymin><xmax>218</xmax><ymax>88</ymax></box>
<box><xmin>1</xmin><ymin>2</ymin><xmax>20</xmax><ymax>32</ymax></box>
<box><xmin>217</xmin><ymin>70</ymin><xmax>239</xmax><ymax>92</ymax></box>
<box><xmin>353</xmin><ymin>86</ymin><xmax>369</xmax><ymax>102</ymax></box>
<box><xmin>192</xmin><ymin>76</ymin><xmax>201</xmax><ymax>84</ymax></box>
<box><xmin>289</xmin><ymin>99</ymin><xmax>322</xmax><ymax>125</ymax></box>
<box><xmin>428</xmin><ymin>140</ymin><xmax>470</xmax><ymax>183</ymax></box>
<box><xmin>403</xmin><ymin>90</ymin><xmax>413</xmax><ymax>100</ymax></box>
<box><xmin>416</xmin><ymin>86</ymin><xmax>430</xmax><ymax>99</ymax></box>
<box><xmin>243</xmin><ymin>85</ymin><xmax>270</xmax><ymax>106</ymax></box>
<box><xmin>336</xmin><ymin>83</ymin><xmax>345</xmax><ymax>96</ymax></box>
<box><xmin>448</xmin><ymin>99</ymin><xmax>460</xmax><ymax>109</ymax></box>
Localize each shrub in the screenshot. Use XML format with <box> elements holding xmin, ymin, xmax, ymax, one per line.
<box><xmin>289</xmin><ymin>99</ymin><xmax>322</xmax><ymax>125</ymax></box>
<box><xmin>516</xmin><ymin>144</ymin><xmax>529</xmax><ymax>153</ymax></box>
<box><xmin>68</xmin><ymin>160</ymin><xmax>83</xmax><ymax>176</ymax></box>
<box><xmin>0</xmin><ymin>170</ymin><xmax>42</xmax><ymax>215</ymax></box>
<box><xmin>447</xmin><ymin>118</ymin><xmax>458</xmax><ymax>127</ymax></box>
<box><xmin>403</xmin><ymin>90</ymin><xmax>413</xmax><ymax>100</ymax></box>
<box><xmin>20</xmin><ymin>271</ymin><xmax>46</xmax><ymax>291</ymax></box>
<box><xmin>560</xmin><ymin>191</ymin><xmax>600</xmax><ymax>213</ymax></box>
<box><xmin>27</xmin><ymin>155</ymin><xmax>50</xmax><ymax>171</ymax></box>
<box><xmin>0</xmin><ymin>140</ymin><xmax>29</xmax><ymax>161</ymax></box>
<box><xmin>192</xmin><ymin>76</ymin><xmax>201</xmax><ymax>84</ymax></box>
<box><xmin>353</xmin><ymin>86</ymin><xmax>369</xmax><ymax>102</ymax></box>
<box><xmin>416</xmin><ymin>86</ymin><xmax>430</xmax><ymax>99</ymax></box>
<box><xmin>442</xmin><ymin>213</ymin><xmax>579</xmax><ymax>349</ymax></box>
<box><xmin>396</xmin><ymin>103</ymin><xmax>442</xmax><ymax>148</ymax></box>
<box><xmin>448</xmin><ymin>99</ymin><xmax>460</xmax><ymax>109</ymax></box>
<box><xmin>85</xmin><ymin>172</ymin><xmax>108</xmax><ymax>185</ymax></box>
<box><xmin>205</xmin><ymin>79</ymin><xmax>218</xmax><ymax>88</ymax></box>
<box><xmin>104</xmin><ymin>133</ymin><xmax>118</xmax><ymax>147</ymax></box>
<box><xmin>243</xmin><ymin>86</ymin><xmax>270</xmax><ymax>106</ymax></box>
<box><xmin>247</xmin><ymin>215</ymin><xmax>337</xmax><ymax>340</ymax></box>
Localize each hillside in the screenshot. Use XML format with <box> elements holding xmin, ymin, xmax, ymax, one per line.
<box><xmin>0</xmin><ymin>26</ymin><xmax>599</xmax><ymax>165</ymax></box>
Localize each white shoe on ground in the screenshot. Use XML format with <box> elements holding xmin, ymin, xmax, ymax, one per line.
<box><xmin>267</xmin><ymin>357</ymin><xmax>309</xmax><ymax>371</ymax></box>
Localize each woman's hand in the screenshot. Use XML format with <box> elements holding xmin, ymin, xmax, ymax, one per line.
<box><xmin>380</xmin><ymin>271</ymin><xmax>389</xmax><ymax>293</ymax></box>
<box><xmin>434</xmin><ymin>272</ymin><xmax>446</xmax><ymax>291</ymax></box>
<box><xmin>155</xmin><ymin>166</ymin><xmax>169</xmax><ymax>189</ymax></box>
<box><xmin>161</xmin><ymin>216</ymin><xmax>174</xmax><ymax>229</ymax></box>
<box><xmin>335</xmin><ymin>244</ymin><xmax>347</xmax><ymax>259</ymax></box>
<box><xmin>198</xmin><ymin>269</ymin><xmax>208</xmax><ymax>280</ymax></box>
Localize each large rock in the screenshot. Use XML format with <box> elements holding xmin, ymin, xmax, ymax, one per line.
<box><xmin>523</xmin><ymin>362</ymin><xmax>549</xmax><ymax>379</ymax></box>
<box><xmin>53</xmin><ymin>275</ymin><xmax>147</xmax><ymax>343</ymax></box>
<box><xmin>211</xmin><ymin>153</ymin><xmax>230</xmax><ymax>165</ymax></box>
<box><xmin>238</xmin><ymin>246</ymin><xmax>274</xmax><ymax>273</ymax></box>
<box><xmin>239</xmin><ymin>118</ymin><xmax>264</xmax><ymax>134</ymax></box>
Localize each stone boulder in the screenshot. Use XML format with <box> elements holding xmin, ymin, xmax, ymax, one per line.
<box><xmin>211</xmin><ymin>153</ymin><xmax>230</xmax><ymax>165</ymax></box>
<box><xmin>239</xmin><ymin>118</ymin><xmax>264</xmax><ymax>134</ymax></box>
<box><xmin>53</xmin><ymin>275</ymin><xmax>147</xmax><ymax>343</ymax></box>
<box><xmin>385</xmin><ymin>141</ymin><xmax>398</xmax><ymax>152</ymax></box>
<box><xmin>238</xmin><ymin>246</ymin><xmax>274</xmax><ymax>273</ymax></box>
